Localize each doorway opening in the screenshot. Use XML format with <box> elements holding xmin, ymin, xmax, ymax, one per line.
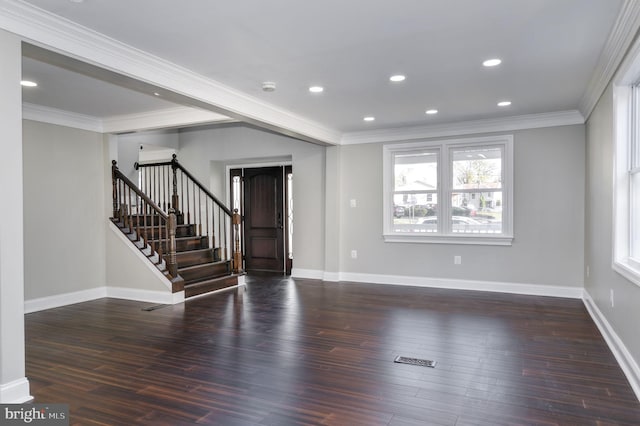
<box><xmin>230</xmin><ymin>165</ymin><xmax>292</xmax><ymax>274</ymax></box>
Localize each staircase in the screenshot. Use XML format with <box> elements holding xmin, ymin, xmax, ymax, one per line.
<box><xmin>111</xmin><ymin>156</ymin><xmax>243</xmax><ymax>298</ymax></box>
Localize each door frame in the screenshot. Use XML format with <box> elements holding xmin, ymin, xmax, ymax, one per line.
<box><xmin>226</xmin><ymin>161</ymin><xmax>292</xmax><ymax>274</ymax></box>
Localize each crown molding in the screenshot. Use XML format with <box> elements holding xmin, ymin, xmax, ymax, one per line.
<box><xmin>22</xmin><ymin>102</ymin><xmax>103</xmax><ymax>132</ymax></box>
<box><xmin>1</xmin><ymin>0</ymin><xmax>341</xmax><ymax>145</ymax></box>
<box><xmin>578</xmin><ymin>0</ymin><xmax>640</xmax><ymax>120</ymax></box>
<box><xmin>23</xmin><ymin>102</ymin><xmax>234</xmax><ymax>134</ymax></box>
<box><xmin>340</xmin><ymin>110</ymin><xmax>584</xmax><ymax>145</ymax></box>
<box><xmin>102</xmin><ymin>106</ymin><xmax>235</xmax><ymax>133</ymax></box>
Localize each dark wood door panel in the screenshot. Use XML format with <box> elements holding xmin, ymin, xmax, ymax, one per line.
<box><xmin>249</xmin><ymin>236</ymin><xmax>279</xmax><ymax>260</ymax></box>
<box><xmin>244</xmin><ymin>167</ymin><xmax>284</xmax><ymax>273</ymax></box>
<box><xmin>248</xmin><ymin>173</ymin><xmax>277</xmax><ymax>228</ymax></box>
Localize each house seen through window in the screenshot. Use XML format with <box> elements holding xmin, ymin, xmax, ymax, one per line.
<box><xmin>383</xmin><ymin>135</ymin><xmax>513</xmax><ymax>245</ymax></box>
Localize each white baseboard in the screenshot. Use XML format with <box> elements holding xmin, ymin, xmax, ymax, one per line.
<box><xmin>340</xmin><ymin>272</ymin><xmax>583</xmax><ymax>298</ymax></box>
<box><xmin>291</xmin><ymin>269</ymin><xmax>583</xmax><ymax>299</ymax></box>
<box><xmin>291</xmin><ymin>268</ymin><xmax>325</xmax><ymax>280</ymax></box>
<box><xmin>106</xmin><ymin>287</ymin><xmax>184</xmax><ymax>305</ymax></box>
<box><xmin>0</xmin><ymin>378</ymin><xmax>32</xmax><ymax>403</ymax></box>
<box><xmin>24</xmin><ymin>287</ymin><xmax>107</xmax><ymax>314</ymax></box>
<box><xmin>25</xmin><ymin>286</ymin><xmax>183</xmax><ymax>313</ymax></box>
<box><xmin>583</xmin><ymin>290</ymin><xmax>640</xmax><ymax>401</ymax></box>
<box><xmin>322</xmin><ymin>271</ymin><xmax>340</xmax><ymax>282</ymax></box>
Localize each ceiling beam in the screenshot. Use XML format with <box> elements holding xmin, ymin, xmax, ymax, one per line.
<box><xmin>2</xmin><ymin>0</ymin><xmax>340</xmax><ymax>146</ymax></box>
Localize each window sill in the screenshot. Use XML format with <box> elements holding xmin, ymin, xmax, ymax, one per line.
<box><xmin>613</xmin><ymin>259</ymin><xmax>640</xmax><ymax>288</ymax></box>
<box><xmin>383</xmin><ymin>233</ymin><xmax>513</xmax><ymax>246</ymax></box>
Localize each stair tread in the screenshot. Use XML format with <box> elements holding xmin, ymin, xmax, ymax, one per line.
<box><xmin>175</xmin><ymin>248</ymin><xmax>214</xmax><ymax>256</ymax></box>
<box><xmin>184</xmin><ymin>274</ymin><xmax>236</xmax><ymax>286</ymax></box>
<box><xmin>184</xmin><ymin>274</ymin><xmax>239</xmax><ymax>297</ymax></box>
<box><xmin>148</xmin><ymin>235</ymin><xmax>203</xmax><ymax>242</ymax></box>
<box><xmin>179</xmin><ymin>259</ymin><xmax>230</xmax><ymax>272</ymax></box>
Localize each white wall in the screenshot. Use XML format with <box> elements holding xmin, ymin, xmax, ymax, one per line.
<box><xmin>0</xmin><ymin>29</ymin><xmax>30</xmax><ymax>403</ymax></box>
<box><xmin>117</xmin><ymin>129</ymin><xmax>180</xmax><ymax>182</ymax></box>
<box><xmin>337</xmin><ymin>125</ymin><xmax>585</xmax><ymax>288</ymax></box>
<box><xmin>585</xmin><ymin>83</ymin><xmax>640</xmax><ymax>370</ymax></box>
<box><xmin>23</xmin><ymin>120</ymin><xmax>107</xmax><ymax>299</ymax></box>
<box><xmin>105</xmin><ymin>223</ymin><xmax>174</xmax><ymax>292</ymax></box>
<box><xmin>178</xmin><ymin>124</ymin><xmax>326</xmax><ymax>271</ymax></box>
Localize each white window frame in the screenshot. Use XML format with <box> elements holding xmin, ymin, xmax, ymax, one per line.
<box><xmin>383</xmin><ymin>135</ymin><xmax>514</xmax><ymax>245</ymax></box>
<box><xmin>612</xmin><ymin>49</ymin><xmax>640</xmax><ymax>287</ymax></box>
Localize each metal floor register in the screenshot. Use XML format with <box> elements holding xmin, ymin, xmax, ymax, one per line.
<box><xmin>393</xmin><ymin>356</ymin><xmax>437</xmax><ymax>368</ymax></box>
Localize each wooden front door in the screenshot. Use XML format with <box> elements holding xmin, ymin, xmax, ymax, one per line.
<box><xmin>243</xmin><ymin>167</ymin><xmax>285</xmax><ymax>273</ymax></box>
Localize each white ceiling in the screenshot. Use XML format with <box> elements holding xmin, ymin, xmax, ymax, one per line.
<box><xmin>22</xmin><ymin>56</ymin><xmax>177</xmax><ymax>117</ymax></box>
<box><xmin>16</xmin><ymin>0</ymin><xmax>628</xmax><ymax>139</ymax></box>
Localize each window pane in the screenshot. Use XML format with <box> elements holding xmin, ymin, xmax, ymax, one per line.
<box><xmin>287</xmin><ymin>172</ymin><xmax>293</xmax><ymax>260</ymax></box>
<box><xmin>232</xmin><ymin>175</ymin><xmax>241</xmax><ymax>211</ymax></box>
<box><xmin>392</xmin><ymin>193</ymin><xmax>437</xmax><ymax>233</ymax></box>
<box><xmin>451</xmin><ymin>192</ymin><xmax>502</xmax><ymax>234</ymax></box>
<box><xmin>633</xmin><ymin>85</ymin><xmax>640</xmax><ymax>170</ymax></box>
<box><xmin>631</xmin><ymin>172</ymin><xmax>640</xmax><ymax>261</ymax></box>
<box><xmin>394</xmin><ymin>151</ymin><xmax>438</xmax><ymax>191</ymax></box>
<box><xmin>452</xmin><ymin>146</ymin><xmax>502</xmax><ymax>190</ymax></box>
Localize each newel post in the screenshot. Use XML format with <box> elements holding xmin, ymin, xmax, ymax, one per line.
<box><xmin>111</xmin><ymin>160</ymin><xmax>119</xmax><ymax>219</ymax></box>
<box><xmin>232</xmin><ymin>208</ymin><xmax>243</xmax><ymax>273</ymax></box>
<box><xmin>167</xmin><ymin>209</ymin><xmax>179</xmax><ymax>278</ymax></box>
<box><xmin>171</xmin><ymin>154</ymin><xmax>180</xmax><ymax>213</ymax></box>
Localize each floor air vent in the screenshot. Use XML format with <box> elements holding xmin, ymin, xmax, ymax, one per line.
<box><xmin>394</xmin><ymin>356</ymin><xmax>437</xmax><ymax>368</ymax></box>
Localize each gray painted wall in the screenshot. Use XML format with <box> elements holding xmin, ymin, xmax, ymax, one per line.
<box><xmin>177</xmin><ymin>122</ymin><xmax>584</xmax><ymax>287</ymax></box>
<box><xmin>178</xmin><ymin>124</ymin><xmax>325</xmax><ymax>271</ymax></box>
<box><xmin>585</xmin><ymin>83</ymin><xmax>640</xmax><ymax>364</ymax></box>
<box><xmin>23</xmin><ymin>120</ymin><xmax>107</xmax><ymax>299</ymax></box>
<box><xmin>117</xmin><ymin>129</ymin><xmax>180</xmax><ymax>182</ymax></box>
<box><xmin>23</xmin><ymin>120</ymin><xmax>175</xmax><ymax>301</ymax></box>
<box><xmin>105</xmin><ymin>224</ymin><xmax>171</xmax><ymax>291</ymax></box>
<box><xmin>338</xmin><ymin>125</ymin><xmax>585</xmax><ymax>287</ymax></box>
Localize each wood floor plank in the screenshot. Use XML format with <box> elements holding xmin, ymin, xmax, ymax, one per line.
<box><xmin>25</xmin><ymin>275</ymin><xmax>640</xmax><ymax>425</ymax></box>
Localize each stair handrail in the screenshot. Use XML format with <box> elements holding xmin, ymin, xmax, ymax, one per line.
<box><xmin>136</xmin><ymin>157</ymin><xmax>232</xmax><ymax>217</ymax></box>
<box><xmin>135</xmin><ymin>155</ymin><xmax>243</xmax><ymax>273</ymax></box>
<box><xmin>111</xmin><ymin>160</ymin><xmax>183</xmax><ymax>289</ymax></box>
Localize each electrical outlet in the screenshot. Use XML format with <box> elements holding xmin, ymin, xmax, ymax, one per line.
<box><xmin>454</xmin><ymin>255</ymin><xmax>462</xmax><ymax>265</ymax></box>
<box><xmin>610</xmin><ymin>289</ymin><xmax>615</xmax><ymax>308</ymax></box>
<box><xmin>350</xmin><ymin>199</ymin><xmax>357</xmax><ymax>208</ymax></box>
<box><xmin>351</xmin><ymin>250</ymin><xmax>358</xmax><ymax>259</ymax></box>
<box><xmin>586</xmin><ymin>265</ymin><xmax>590</xmax><ymax>278</ymax></box>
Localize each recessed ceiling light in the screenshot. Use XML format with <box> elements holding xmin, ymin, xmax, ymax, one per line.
<box><xmin>364</xmin><ymin>116</ymin><xmax>375</xmax><ymax>122</ymax></box>
<box><xmin>497</xmin><ymin>101</ymin><xmax>512</xmax><ymax>107</ymax></box>
<box><xmin>483</xmin><ymin>58</ymin><xmax>502</xmax><ymax>67</ymax></box>
<box><xmin>309</xmin><ymin>86</ymin><xmax>324</xmax><ymax>93</ymax></box>
<box><xmin>390</xmin><ymin>75</ymin><xmax>406</xmax><ymax>82</ymax></box>
<box><xmin>425</xmin><ymin>109</ymin><xmax>438</xmax><ymax>115</ymax></box>
<box><xmin>153</xmin><ymin>92</ymin><xmax>160</xmax><ymax>96</ymax></box>
<box><xmin>69</xmin><ymin>0</ymin><xmax>84</xmax><ymax>3</ymax></box>
<box><xmin>20</xmin><ymin>80</ymin><xmax>37</xmax><ymax>87</ymax></box>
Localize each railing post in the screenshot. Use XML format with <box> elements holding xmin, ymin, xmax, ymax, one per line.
<box><xmin>171</xmin><ymin>154</ymin><xmax>180</xmax><ymax>213</ymax></box>
<box><xmin>167</xmin><ymin>209</ymin><xmax>179</xmax><ymax>278</ymax></box>
<box><xmin>112</xmin><ymin>160</ymin><xmax>119</xmax><ymax>219</ymax></box>
<box><xmin>232</xmin><ymin>209</ymin><xmax>242</xmax><ymax>273</ymax></box>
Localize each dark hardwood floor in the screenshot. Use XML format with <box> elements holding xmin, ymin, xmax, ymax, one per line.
<box><xmin>25</xmin><ymin>276</ymin><xmax>640</xmax><ymax>425</ymax></box>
